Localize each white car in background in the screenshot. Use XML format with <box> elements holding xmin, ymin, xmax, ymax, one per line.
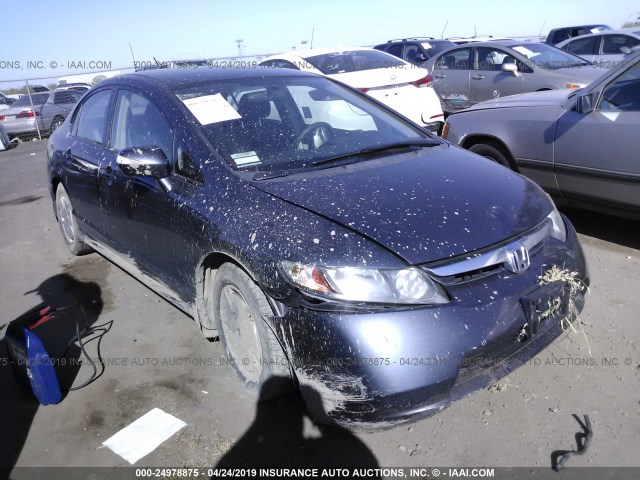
<box><xmin>260</xmin><ymin>48</ymin><xmax>445</xmax><ymax>134</ymax></box>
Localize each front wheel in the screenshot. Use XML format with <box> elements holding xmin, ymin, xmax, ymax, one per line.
<box><xmin>55</xmin><ymin>184</ymin><xmax>92</xmax><ymax>255</ymax></box>
<box><xmin>210</xmin><ymin>263</ymin><xmax>293</xmax><ymax>399</ymax></box>
<box><xmin>469</xmin><ymin>143</ymin><xmax>511</xmax><ymax>169</ymax></box>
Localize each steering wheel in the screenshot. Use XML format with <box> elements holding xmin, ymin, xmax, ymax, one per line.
<box><xmin>293</xmin><ymin>122</ymin><xmax>334</xmax><ymax>150</ymax></box>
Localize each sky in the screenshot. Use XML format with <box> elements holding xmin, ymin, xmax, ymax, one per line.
<box><xmin>1</xmin><ymin>0</ymin><xmax>637</xmax><ymax>85</ymax></box>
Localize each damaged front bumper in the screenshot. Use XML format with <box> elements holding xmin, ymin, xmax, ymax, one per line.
<box><xmin>268</xmin><ymin>218</ymin><xmax>589</xmax><ymax>428</ymax></box>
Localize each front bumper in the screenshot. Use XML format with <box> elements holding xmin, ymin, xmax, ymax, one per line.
<box><xmin>269</xmin><ymin>216</ymin><xmax>589</xmax><ymax>428</ymax></box>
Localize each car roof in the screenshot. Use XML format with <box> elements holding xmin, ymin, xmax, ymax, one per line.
<box><xmin>99</xmin><ymin>66</ymin><xmax>318</xmax><ymax>90</ymax></box>
<box><xmin>559</xmin><ymin>28</ymin><xmax>640</xmax><ymax>43</ymax></box>
<box><xmin>447</xmin><ymin>36</ymin><xmax>513</xmax><ymax>43</ymax></box>
<box><xmin>433</xmin><ymin>40</ymin><xmax>544</xmax><ymax>54</ymax></box>
<box><xmin>549</xmin><ymin>24</ymin><xmax>610</xmax><ymax>31</ymax></box>
<box><xmin>381</xmin><ymin>37</ymin><xmax>452</xmax><ymax>43</ymax></box>
<box><xmin>268</xmin><ymin>47</ymin><xmax>381</xmax><ymax>60</ymax></box>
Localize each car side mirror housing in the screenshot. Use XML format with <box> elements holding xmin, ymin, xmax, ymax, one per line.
<box><xmin>116</xmin><ymin>146</ymin><xmax>170</xmax><ymax>179</ymax></box>
<box><xmin>576</xmin><ymin>93</ymin><xmax>594</xmax><ymax>114</ymax></box>
<box><xmin>501</xmin><ymin>63</ymin><xmax>519</xmax><ymax>76</ymax></box>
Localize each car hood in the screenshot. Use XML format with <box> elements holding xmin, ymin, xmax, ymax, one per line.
<box><xmin>251</xmin><ymin>144</ymin><xmax>551</xmax><ymax>265</ymax></box>
<box><xmin>549</xmin><ymin>64</ymin><xmax>608</xmax><ymax>83</ymax></box>
<box><xmin>465</xmin><ymin>88</ymin><xmax>576</xmax><ymax>111</ymax></box>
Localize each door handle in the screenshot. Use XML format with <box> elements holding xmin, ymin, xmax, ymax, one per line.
<box><xmin>471</xmin><ymin>74</ymin><xmax>485</xmax><ymax>80</ymax></box>
<box><xmin>434</xmin><ymin>74</ymin><xmax>446</xmax><ymax>79</ymax></box>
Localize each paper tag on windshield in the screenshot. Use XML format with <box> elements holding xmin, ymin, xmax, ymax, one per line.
<box><xmin>231</xmin><ymin>151</ymin><xmax>261</xmax><ymax>167</ymax></box>
<box><xmin>421</xmin><ymin>42</ymin><xmax>432</xmax><ymax>49</ymax></box>
<box><xmin>182</xmin><ymin>93</ymin><xmax>241</xmax><ymax>125</ymax></box>
<box><xmin>512</xmin><ymin>46</ymin><xmax>534</xmax><ymax>57</ymax></box>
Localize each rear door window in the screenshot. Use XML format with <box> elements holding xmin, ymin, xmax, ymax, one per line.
<box><xmin>54</xmin><ymin>91</ymin><xmax>81</xmax><ymax>105</ymax></box>
<box><xmin>565</xmin><ymin>36</ymin><xmax>599</xmax><ymax>55</ymax></box>
<box><xmin>602</xmin><ymin>35</ymin><xmax>640</xmax><ymax>54</ymax></box>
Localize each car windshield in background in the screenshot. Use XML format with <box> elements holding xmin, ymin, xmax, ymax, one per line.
<box><xmin>12</xmin><ymin>93</ymin><xmax>49</xmax><ymax>106</ymax></box>
<box><xmin>305</xmin><ymin>50</ymin><xmax>405</xmax><ymax>74</ymax></box>
<box><xmin>174</xmin><ymin>75</ymin><xmax>435</xmax><ymax>176</ymax></box>
<box><xmin>511</xmin><ymin>43</ymin><xmax>591</xmax><ymax>69</ymax></box>
<box><xmin>423</xmin><ymin>41</ymin><xmax>456</xmax><ymax>56</ymax></box>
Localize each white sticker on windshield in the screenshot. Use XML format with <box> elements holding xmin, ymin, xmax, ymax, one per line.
<box><xmin>231</xmin><ymin>151</ymin><xmax>261</xmax><ymax>167</ymax></box>
<box><xmin>512</xmin><ymin>46</ymin><xmax>534</xmax><ymax>58</ymax></box>
<box><xmin>421</xmin><ymin>42</ymin><xmax>432</xmax><ymax>49</ymax></box>
<box><xmin>182</xmin><ymin>93</ymin><xmax>241</xmax><ymax>125</ymax></box>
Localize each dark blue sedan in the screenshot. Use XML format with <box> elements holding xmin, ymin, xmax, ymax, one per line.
<box><xmin>47</xmin><ymin>67</ymin><xmax>589</xmax><ymax>427</ymax></box>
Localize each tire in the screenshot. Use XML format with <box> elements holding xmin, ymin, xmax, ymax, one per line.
<box><xmin>55</xmin><ymin>184</ymin><xmax>92</xmax><ymax>255</ymax></box>
<box><xmin>50</xmin><ymin>117</ymin><xmax>64</xmax><ymax>134</ymax></box>
<box><xmin>210</xmin><ymin>263</ymin><xmax>293</xmax><ymax>399</ymax></box>
<box><xmin>469</xmin><ymin>143</ymin><xmax>511</xmax><ymax>169</ymax></box>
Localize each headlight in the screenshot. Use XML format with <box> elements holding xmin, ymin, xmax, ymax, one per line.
<box><xmin>280</xmin><ymin>261</ymin><xmax>449</xmax><ymax>305</ymax></box>
<box><xmin>547</xmin><ymin>208</ymin><xmax>567</xmax><ymax>242</ymax></box>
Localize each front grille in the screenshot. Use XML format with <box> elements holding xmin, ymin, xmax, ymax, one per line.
<box><xmin>423</xmin><ymin>219</ymin><xmax>551</xmax><ymax>285</ymax></box>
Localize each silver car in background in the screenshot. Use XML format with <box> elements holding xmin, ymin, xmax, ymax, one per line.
<box><xmin>425</xmin><ymin>41</ymin><xmax>608</xmax><ymax>113</ymax></box>
<box><xmin>0</xmin><ymin>89</ymin><xmax>82</xmax><ymax>139</ymax></box>
<box><xmin>442</xmin><ymin>50</ymin><xmax>640</xmax><ymax>220</ymax></box>
<box><xmin>556</xmin><ymin>28</ymin><xmax>640</xmax><ymax>67</ymax></box>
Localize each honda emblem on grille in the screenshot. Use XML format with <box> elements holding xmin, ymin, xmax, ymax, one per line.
<box><xmin>506</xmin><ymin>245</ymin><xmax>530</xmax><ymax>273</ymax></box>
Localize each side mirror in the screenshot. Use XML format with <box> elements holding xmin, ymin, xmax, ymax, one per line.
<box><xmin>575</xmin><ymin>93</ymin><xmax>594</xmax><ymax>114</ymax></box>
<box><xmin>501</xmin><ymin>63</ymin><xmax>519</xmax><ymax>76</ymax></box>
<box><xmin>117</xmin><ymin>146</ymin><xmax>170</xmax><ymax>179</ymax></box>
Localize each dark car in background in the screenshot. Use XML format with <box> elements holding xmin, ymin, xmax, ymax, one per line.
<box><xmin>0</xmin><ymin>89</ymin><xmax>82</xmax><ymax>139</ymax></box>
<box><xmin>0</xmin><ymin>92</ymin><xmax>16</xmax><ymax>110</ymax></box>
<box><xmin>443</xmin><ymin>50</ymin><xmax>640</xmax><ymax>221</ymax></box>
<box><xmin>545</xmin><ymin>24</ymin><xmax>611</xmax><ymax>46</ymax></box>
<box><xmin>47</xmin><ymin>67</ymin><xmax>588</xmax><ymax>427</ymax></box>
<box><xmin>374</xmin><ymin>37</ymin><xmax>457</xmax><ymax>66</ymax></box>
<box><xmin>425</xmin><ymin>41</ymin><xmax>607</xmax><ymax>113</ymax></box>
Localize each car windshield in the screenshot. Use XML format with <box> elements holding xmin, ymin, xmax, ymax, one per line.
<box><xmin>11</xmin><ymin>93</ymin><xmax>49</xmax><ymax>106</ymax></box>
<box><xmin>510</xmin><ymin>43</ymin><xmax>591</xmax><ymax>69</ymax></box>
<box><xmin>174</xmin><ymin>75</ymin><xmax>437</xmax><ymax>176</ymax></box>
<box><xmin>304</xmin><ymin>50</ymin><xmax>405</xmax><ymax>74</ymax></box>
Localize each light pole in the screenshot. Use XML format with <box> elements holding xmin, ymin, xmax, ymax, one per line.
<box><xmin>235</xmin><ymin>39</ymin><xmax>244</xmax><ymax>57</ymax></box>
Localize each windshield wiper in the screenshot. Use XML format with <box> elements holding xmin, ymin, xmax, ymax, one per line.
<box><xmin>311</xmin><ymin>139</ymin><xmax>439</xmax><ymax>167</ymax></box>
<box><xmin>252</xmin><ymin>170</ymin><xmax>291</xmax><ymax>181</ymax></box>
